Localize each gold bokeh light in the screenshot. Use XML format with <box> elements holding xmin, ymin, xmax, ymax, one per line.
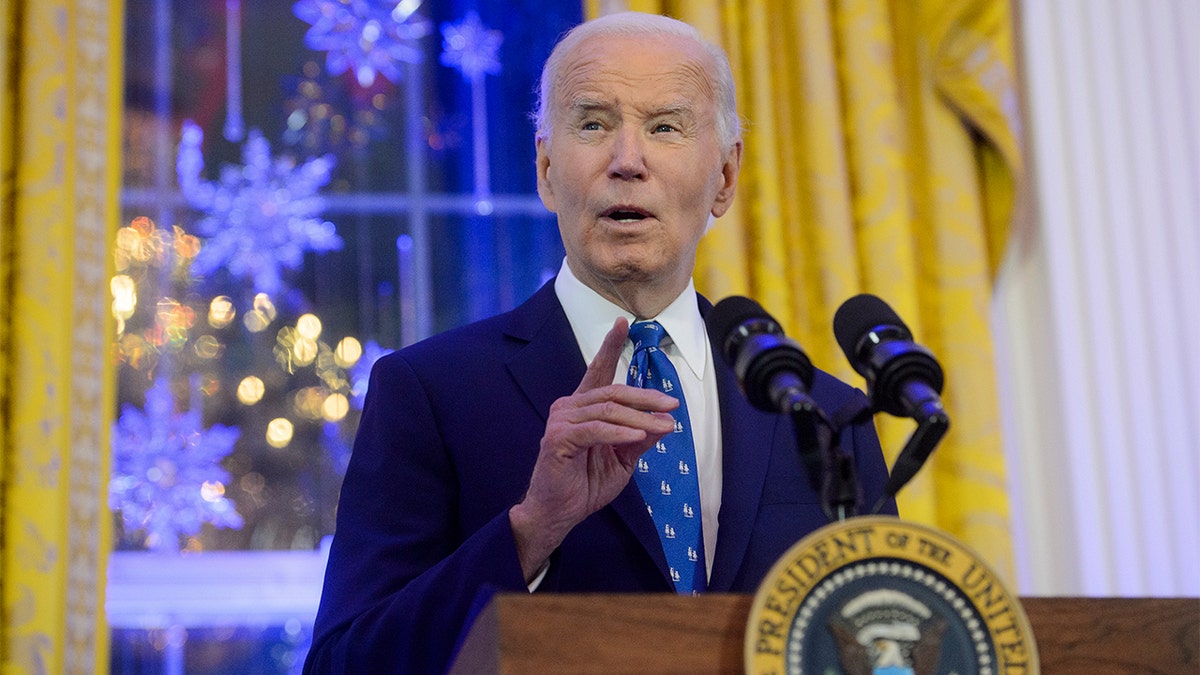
<box><xmin>111</xmin><ymin>275</ymin><xmax>137</xmax><ymax>321</ymax></box>
<box><xmin>323</xmin><ymin>393</ymin><xmax>349</xmax><ymax>422</ymax></box>
<box><xmin>334</xmin><ymin>337</ymin><xmax>362</xmax><ymax>368</ymax></box>
<box><xmin>209</xmin><ymin>296</ymin><xmax>236</xmax><ymax>328</ymax></box>
<box><xmin>237</xmin><ymin>376</ymin><xmax>265</xmax><ymax>405</ymax></box>
<box><xmin>292</xmin><ymin>336</ymin><xmax>318</xmax><ymax>367</ymax></box>
<box><xmin>296</xmin><ymin>313</ymin><xmax>322</xmax><ymax>340</ymax></box>
<box><xmin>266</xmin><ymin>418</ymin><xmax>294</xmax><ymax>449</ymax></box>
<box><xmin>292</xmin><ymin>387</ymin><xmax>326</xmax><ymax>420</ymax></box>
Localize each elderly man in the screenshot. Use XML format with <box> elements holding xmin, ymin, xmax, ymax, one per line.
<box><xmin>305</xmin><ymin>11</ymin><xmax>894</xmax><ymax>673</ymax></box>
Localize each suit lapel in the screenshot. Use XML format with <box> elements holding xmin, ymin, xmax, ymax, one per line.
<box><xmin>609</xmin><ymin>478</ymin><xmax>671</xmax><ymax>579</ymax></box>
<box><xmin>502</xmin><ymin>281</ymin><xmax>670</xmax><ymax>584</ymax></box>
<box><xmin>503</xmin><ymin>282</ymin><xmax>586</xmax><ymax>420</ymax></box>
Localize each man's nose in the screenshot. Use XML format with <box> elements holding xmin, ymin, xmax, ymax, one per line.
<box><xmin>607</xmin><ymin>127</ymin><xmax>647</xmax><ymax>180</ymax></box>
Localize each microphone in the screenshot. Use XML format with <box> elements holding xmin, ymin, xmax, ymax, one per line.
<box><xmin>709</xmin><ymin>296</ymin><xmax>830</xmax><ymax>502</ymax></box>
<box><xmin>833</xmin><ymin>294</ymin><xmax>949</xmax><ymax>506</ymax></box>
<box><xmin>833</xmin><ymin>294</ymin><xmax>946</xmax><ymax>421</ymax></box>
<box><xmin>707</xmin><ymin>296</ymin><xmax>815</xmax><ymax>414</ymax></box>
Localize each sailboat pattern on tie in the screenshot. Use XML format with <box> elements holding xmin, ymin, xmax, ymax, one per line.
<box><xmin>627</xmin><ymin>320</ymin><xmax>707</xmax><ymax>595</ymax></box>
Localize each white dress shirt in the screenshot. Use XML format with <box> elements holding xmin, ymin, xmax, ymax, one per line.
<box><xmin>554</xmin><ymin>258</ymin><xmax>723</xmax><ymax>577</ymax></box>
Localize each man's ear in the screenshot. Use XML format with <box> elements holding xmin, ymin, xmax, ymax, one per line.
<box><xmin>535</xmin><ymin>137</ymin><xmax>557</xmax><ymax>213</ymax></box>
<box><xmin>710</xmin><ymin>140</ymin><xmax>742</xmax><ymax>219</ymax></box>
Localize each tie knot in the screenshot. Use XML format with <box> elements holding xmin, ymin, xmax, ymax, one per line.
<box><xmin>629</xmin><ymin>321</ymin><xmax>667</xmax><ymax>351</ymax></box>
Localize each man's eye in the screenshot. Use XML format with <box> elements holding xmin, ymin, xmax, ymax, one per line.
<box><xmin>581</xmin><ymin>121</ymin><xmax>602</xmax><ymax>131</ymax></box>
<box><xmin>653</xmin><ymin>123</ymin><xmax>678</xmax><ymax>133</ymax></box>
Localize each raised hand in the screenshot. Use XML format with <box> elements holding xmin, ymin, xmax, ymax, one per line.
<box><xmin>509</xmin><ymin>317</ymin><xmax>678</xmax><ymax>582</ymax></box>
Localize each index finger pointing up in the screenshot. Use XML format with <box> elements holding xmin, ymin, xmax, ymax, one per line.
<box><xmin>575</xmin><ymin>317</ymin><xmax>629</xmax><ymax>394</ymax></box>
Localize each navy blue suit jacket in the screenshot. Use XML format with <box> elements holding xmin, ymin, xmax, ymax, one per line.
<box><xmin>304</xmin><ymin>281</ymin><xmax>895</xmax><ymax>673</ymax></box>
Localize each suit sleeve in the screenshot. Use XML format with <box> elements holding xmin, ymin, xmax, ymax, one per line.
<box><xmin>303</xmin><ymin>353</ymin><xmax>529</xmax><ymax>674</ymax></box>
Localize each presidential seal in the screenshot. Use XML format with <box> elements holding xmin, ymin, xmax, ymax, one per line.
<box><xmin>745</xmin><ymin>516</ymin><xmax>1037</xmax><ymax>675</ymax></box>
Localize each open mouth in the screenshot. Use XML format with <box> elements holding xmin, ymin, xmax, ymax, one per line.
<box><xmin>601</xmin><ymin>206</ymin><xmax>652</xmax><ymax>223</ymax></box>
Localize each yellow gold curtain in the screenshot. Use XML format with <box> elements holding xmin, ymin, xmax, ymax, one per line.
<box><xmin>587</xmin><ymin>0</ymin><xmax>1021</xmax><ymax>579</ymax></box>
<box><xmin>0</xmin><ymin>1</ymin><xmax>122</xmax><ymax>672</ymax></box>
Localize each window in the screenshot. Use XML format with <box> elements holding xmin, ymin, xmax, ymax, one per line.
<box><xmin>110</xmin><ymin>2</ymin><xmax>579</xmax><ymax>670</ymax></box>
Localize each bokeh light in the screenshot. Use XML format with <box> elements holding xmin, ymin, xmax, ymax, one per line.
<box><xmin>239</xmin><ymin>471</ymin><xmax>265</xmax><ymax>497</ymax></box>
<box><xmin>199</xmin><ymin>373</ymin><xmax>221</xmax><ymax>396</ymax></box>
<box><xmin>334</xmin><ymin>336</ymin><xmax>362</xmax><ymax>368</ymax></box>
<box><xmin>292</xmin><ymin>387</ymin><xmax>326</xmax><ymax>420</ymax></box>
<box><xmin>114</xmin><ymin>216</ymin><xmax>164</xmax><ymax>270</ymax></box>
<box><xmin>244</xmin><ymin>309</ymin><xmax>272</xmax><ymax>333</ymax></box>
<box><xmin>296</xmin><ymin>313</ymin><xmax>322</xmax><ymax>340</ymax></box>
<box><xmin>194</xmin><ymin>335</ymin><xmax>222</xmax><ymax>360</ymax></box>
<box><xmin>323</xmin><ymin>392</ymin><xmax>349</xmax><ymax>422</ymax></box>
<box><xmin>155</xmin><ymin>298</ymin><xmax>196</xmax><ymax>351</ymax></box>
<box><xmin>111</xmin><ymin>275</ymin><xmax>138</xmax><ymax>322</ymax></box>
<box><xmin>200</xmin><ymin>480</ymin><xmax>226</xmax><ymax>503</ymax></box>
<box><xmin>293</xmin><ymin>336</ymin><xmax>318</xmax><ymax>367</ymax></box>
<box><xmin>174</xmin><ymin>226</ymin><xmax>201</xmax><ymax>261</ymax></box>
<box><xmin>208</xmin><ymin>296</ymin><xmax>236</xmax><ymax>328</ymax></box>
<box><xmin>253</xmin><ymin>294</ymin><xmax>277</xmax><ymax>319</ymax></box>
<box><xmin>245</xmin><ymin>293</ymin><xmax>278</xmax><ymax>333</ymax></box>
<box><xmin>237</xmin><ymin>376</ymin><xmax>265</xmax><ymax>405</ymax></box>
<box><xmin>266</xmin><ymin>418</ymin><xmax>294</xmax><ymax>448</ymax></box>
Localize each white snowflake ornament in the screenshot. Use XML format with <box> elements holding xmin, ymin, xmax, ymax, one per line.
<box><xmin>110</xmin><ymin>377</ymin><xmax>243</xmax><ymax>552</ymax></box>
<box><xmin>440</xmin><ymin>10</ymin><xmax>503</xmax><ymax>80</ymax></box>
<box><xmin>294</xmin><ymin>0</ymin><xmax>432</xmax><ymax>87</ymax></box>
<box><xmin>177</xmin><ymin>120</ymin><xmax>342</xmax><ymax>295</ymax></box>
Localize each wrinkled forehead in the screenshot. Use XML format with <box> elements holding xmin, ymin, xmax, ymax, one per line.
<box><xmin>551</xmin><ymin>33</ymin><xmax>719</xmax><ymax>118</ymax></box>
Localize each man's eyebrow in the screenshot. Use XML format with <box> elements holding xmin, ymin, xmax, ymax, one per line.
<box><xmin>566</xmin><ymin>98</ymin><xmax>612</xmax><ymax>115</ymax></box>
<box><xmin>565</xmin><ymin>99</ymin><xmax>697</xmax><ymax>118</ymax></box>
<box><xmin>649</xmin><ymin>103</ymin><xmax>696</xmax><ymax>118</ymax></box>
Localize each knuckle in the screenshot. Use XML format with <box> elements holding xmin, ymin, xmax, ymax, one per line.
<box><xmin>598</xmin><ymin>400</ymin><xmax>622</xmax><ymax>419</ymax></box>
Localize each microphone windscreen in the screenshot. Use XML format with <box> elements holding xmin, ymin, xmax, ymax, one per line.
<box><xmin>707</xmin><ymin>296</ymin><xmax>774</xmax><ymax>358</ymax></box>
<box><xmin>833</xmin><ymin>294</ymin><xmax>909</xmax><ymax>361</ymax></box>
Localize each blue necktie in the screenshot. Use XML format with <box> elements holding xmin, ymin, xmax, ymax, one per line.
<box><xmin>627</xmin><ymin>321</ymin><xmax>707</xmax><ymax>594</ymax></box>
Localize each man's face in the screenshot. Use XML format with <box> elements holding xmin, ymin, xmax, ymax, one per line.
<box><xmin>536</xmin><ymin>32</ymin><xmax>741</xmax><ymax>304</ymax></box>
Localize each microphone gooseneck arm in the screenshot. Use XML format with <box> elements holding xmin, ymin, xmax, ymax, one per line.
<box><xmin>828</xmin><ymin>452</ymin><xmax>859</xmax><ymax>522</ymax></box>
<box><xmin>870</xmin><ymin>409</ymin><xmax>949</xmax><ymax>514</ymax></box>
<box><xmin>781</xmin><ymin>387</ymin><xmax>828</xmax><ymax>505</ymax></box>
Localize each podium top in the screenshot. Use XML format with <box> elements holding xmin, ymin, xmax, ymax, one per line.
<box><xmin>450</xmin><ymin>594</ymin><xmax>1198</xmax><ymax>674</ymax></box>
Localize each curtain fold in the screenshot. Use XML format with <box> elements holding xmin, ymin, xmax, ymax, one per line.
<box><xmin>0</xmin><ymin>1</ymin><xmax>121</xmax><ymax>672</ymax></box>
<box><xmin>588</xmin><ymin>0</ymin><xmax>1020</xmax><ymax>579</ymax></box>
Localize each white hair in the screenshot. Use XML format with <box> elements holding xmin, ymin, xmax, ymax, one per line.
<box><xmin>533</xmin><ymin>12</ymin><xmax>741</xmax><ymax>148</ymax></box>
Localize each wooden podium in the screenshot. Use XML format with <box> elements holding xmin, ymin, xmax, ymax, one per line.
<box><xmin>450</xmin><ymin>594</ymin><xmax>1198</xmax><ymax>674</ymax></box>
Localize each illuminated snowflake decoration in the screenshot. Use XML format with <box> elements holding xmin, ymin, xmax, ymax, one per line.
<box><xmin>440</xmin><ymin>11</ymin><xmax>503</xmax><ymax>80</ymax></box>
<box><xmin>349</xmin><ymin>339</ymin><xmax>392</xmax><ymax>409</ymax></box>
<box><xmin>293</xmin><ymin>0</ymin><xmax>432</xmax><ymax>87</ymax></box>
<box><xmin>177</xmin><ymin>120</ymin><xmax>342</xmax><ymax>296</ymax></box>
<box><xmin>110</xmin><ymin>377</ymin><xmax>243</xmax><ymax>552</ymax></box>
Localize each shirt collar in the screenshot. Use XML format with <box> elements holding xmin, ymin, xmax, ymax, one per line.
<box><xmin>554</xmin><ymin>257</ymin><xmax>709</xmax><ymax>380</ymax></box>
